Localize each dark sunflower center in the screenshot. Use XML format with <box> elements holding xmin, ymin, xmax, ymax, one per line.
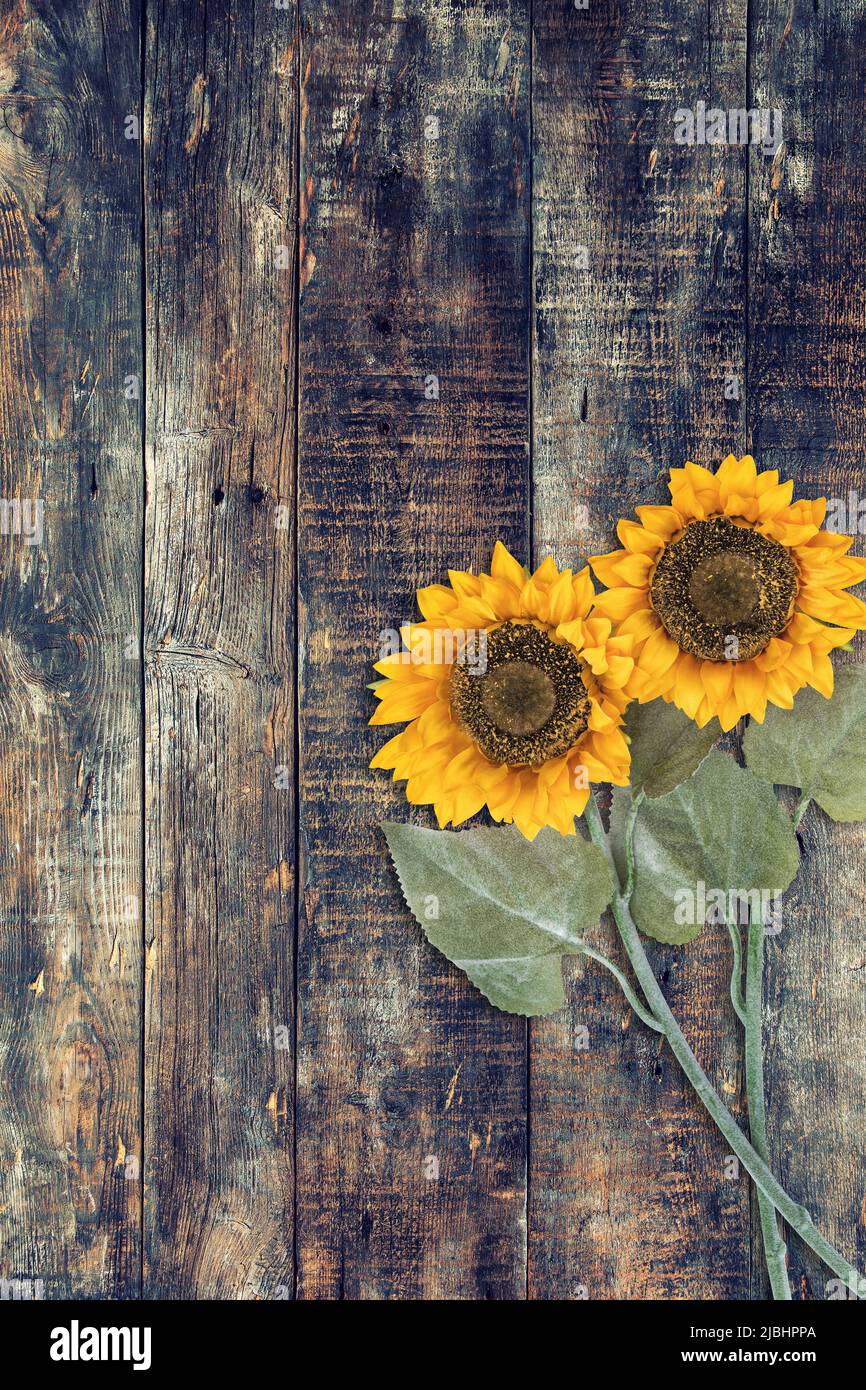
<box><xmin>480</xmin><ymin>660</ymin><xmax>556</xmax><ymax>735</ymax></box>
<box><xmin>688</xmin><ymin>552</ymin><xmax>759</xmax><ymax>627</ymax></box>
<box><xmin>650</xmin><ymin>516</ymin><xmax>798</xmax><ymax>662</ymax></box>
<box><xmin>450</xmin><ymin>621</ymin><xmax>591</xmax><ymax>766</ymax></box>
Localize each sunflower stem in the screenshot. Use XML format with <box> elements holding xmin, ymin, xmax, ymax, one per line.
<box><xmin>727</xmin><ymin>919</ymin><xmax>747</xmax><ymax>1025</ymax></box>
<box><xmin>579</xmin><ymin>943</ymin><xmax>664</xmax><ymax>1034</ymax></box>
<box><xmin>746</xmin><ymin>915</ymin><xmax>792</xmax><ymax>1299</ymax></box>
<box><xmin>583</xmin><ymin>790</ymin><xmax>865</xmax><ymax>1296</ymax></box>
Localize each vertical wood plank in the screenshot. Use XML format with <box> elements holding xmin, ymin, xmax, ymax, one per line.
<box><xmin>297</xmin><ymin>0</ymin><xmax>531</xmax><ymax>1298</ymax></box>
<box><xmin>143</xmin><ymin>0</ymin><xmax>297</xmax><ymax>1299</ymax></box>
<box><xmin>530</xmin><ymin>0</ymin><xmax>752</xmax><ymax>1297</ymax></box>
<box><xmin>748</xmin><ymin>0</ymin><xmax>866</xmax><ymax>1299</ymax></box>
<box><xmin>0</xmin><ymin>1</ymin><xmax>142</xmax><ymax>1297</ymax></box>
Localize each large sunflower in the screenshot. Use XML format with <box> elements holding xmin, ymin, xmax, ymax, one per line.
<box><xmin>370</xmin><ymin>542</ymin><xmax>634</xmax><ymax>839</ymax></box>
<box><xmin>590</xmin><ymin>455</ymin><xmax>866</xmax><ymax>732</ymax></box>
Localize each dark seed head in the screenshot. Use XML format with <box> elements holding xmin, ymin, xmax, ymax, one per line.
<box><xmin>650</xmin><ymin>516</ymin><xmax>798</xmax><ymax>661</ymax></box>
<box><xmin>688</xmin><ymin>551</ymin><xmax>759</xmax><ymax>627</ymax></box>
<box><xmin>481</xmin><ymin>660</ymin><xmax>556</xmax><ymax>735</ymax></box>
<box><xmin>450</xmin><ymin>621</ymin><xmax>591</xmax><ymax>766</ymax></box>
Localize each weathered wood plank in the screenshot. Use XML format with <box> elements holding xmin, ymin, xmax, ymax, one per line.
<box><xmin>748</xmin><ymin>0</ymin><xmax>866</xmax><ymax>1299</ymax></box>
<box><xmin>0</xmin><ymin>1</ymin><xmax>142</xmax><ymax>1297</ymax></box>
<box><xmin>143</xmin><ymin>0</ymin><xmax>297</xmax><ymax>1299</ymax></box>
<box><xmin>296</xmin><ymin>0</ymin><xmax>531</xmax><ymax>1298</ymax></box>
<box><xmin>530</xmin><ymin>0</ymin><xmax>752</xmax><ymax>1297</ymax></box>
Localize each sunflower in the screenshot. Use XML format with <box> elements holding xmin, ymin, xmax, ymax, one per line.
<box><xmin>369</xmin><ymin>543</ymin><xmax>635</xmax><ymax>839</ymax></box>
<box><xmin>590</xmin><ymin>455</ymin><xmax>866</xmax><ymax>732</ymax></box>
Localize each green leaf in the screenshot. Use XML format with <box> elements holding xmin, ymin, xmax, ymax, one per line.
<box><xmin>629</xmin><ymin>750</ymin><xmax>800</xmax><ymax>945</ymax></box>
<box><xmin>625</xmin><ymin>699</ymin><xmax>718</xmax><ymax>799</ymax></box>
<box><xmin>743</xmin><ymin>664</ymin><xmax>866</xmax><ymax>821</ymax></box>
<box><xmin>382</xmin><ymin>822</ymin><xmax>614</xmax><ymax>1016</ymax></box>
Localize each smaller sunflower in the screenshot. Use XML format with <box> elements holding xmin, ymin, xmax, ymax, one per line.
<box><xmin>590</xmin><ymin>455</ymin><xmax>866</xmax><ymax>732</ymax></box>
<box><xmin>370</xmin><ymin>543</ymin><xmax>634</xmax><ymax>840</ymax></box>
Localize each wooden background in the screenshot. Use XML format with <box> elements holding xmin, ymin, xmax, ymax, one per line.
<box><xmin>0</xmin><ymin>0</ymin><xmax>863</xmax><ymax>1300</ymax></box>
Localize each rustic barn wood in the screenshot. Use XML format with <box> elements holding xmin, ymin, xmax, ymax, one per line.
<box><xmin>747</xmin><ymin>0</ymin><xmax>866</xmax><ymax>1298</ymax></box>
<box><xmin>0</xmin><ymin>0</ymin><xmax>861</xmax><ymax>1302</ymax></box>
<box><xmin>296</xmin><ymin>0</ymin><xmax>531</xmax><ymax>1299</ymax></box>
<box><xmin>143</xmin><ymin>0</ymin><xmax>297</xmax><ymax>1298</ymax></box>
<box><xmin>531</xmin><ymin>0</ymin><xmax>751</xmax><ymax>1299</ymax></box>
<box><xmin>0</xmin><ymin>0</ymin><xmax>143</xmax><ymax>1297</ymax></box>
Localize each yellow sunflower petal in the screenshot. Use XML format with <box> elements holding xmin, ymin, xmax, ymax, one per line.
<box><xmin>479</xmin><ymin>572</ymin><xmax>524</xmax><ymax>618</ymax></box>
<box><xmin>668</xmin><ymin>474</ymin><xmax>710</xmax><ymax>520</ymax></box>
<box><xmin>582</xmin><ymin>615</ymin><xmax>613</xmax><ymax>645</ymax></box>
<box><xmin>635</xmin><ymin>504</ymin><xmax>684</xmax><ymax>540</ymax></box>
<box><xmin>370</xmin><ymin>682</ymin><xmax>438</xmax><ymax>724</ymax></box>
<box><xmin>590</xmin><ymin>550</ymin><xmax>653</xmax><ymax>589</ymax></box>
<box><xmin>555</xmin><ymin>617</ymin><xmax>588</xmax><ymax>649</ymax></box>
<box><xmin>692</xmin><ymin>695</ymin><xmax>717</xmax><ymax>728</ymax></box>
<box><xmin>589</xmin><ymin>549</ymin><xmax>629</xmax><ymax>587</ymax></box>
<box><xmin>589</xmin><ymin>587</ymin><xmax>649</xmax><ymax>622</ymax></box>
<box><xmin>370</xmin><ymin>730</ymin><xmax>407</xmax><ymax>770</ymax></box>
<box><xmin>732</xmin><ymin>662</ymin><xmax>766</xmax><ymax>713</ymax></box>
<box><xmin>672</xmin><ymin>654</ymin><xmax>705</xmax><ymax>720</ymax></box>
<box><xmin>807</xmin><ymin>653</ymin><xmax>834</xmax><ymax>698</ymax></box>
<box><xmin>448</xmin><ymin>569</ymin><xmax>482</xmax><ymax>598</ymax></box>
<box><xmin>546</xmin><ymin>570</ymin><xmax>580</xmax><ymax>624</ymax></box>
<box><xmin>371</xmin><ymin>543</ymin><xmax>636</xmax><ymax>839</ymax></box>
<box><xmin>640</xmin><ymin>625</ymin><xmax>680</xmax><ymax>678</ymax></box>
<box><xmin>531</xmin><ymin>555</ymin><xmax>561</xmax><ymax>588</ymax></box>
<box><xmin>700</xmin><ymin>660</ymin><xmax>733</xmax><ymax>705</ymax></box>
<box><xmin>764</xmin><ymin>668</ymin><xmax>797</xmax><ymax>709</ymax></box>
<box><xmin>616</xmin><ymin>518</ymin><xmax>664</xmax><ymax>555</ymax></box>
<box><xmin>717</xmin><ymin>693</ymin><xmax>744</xmax><ymax>733</ymax></box>
<box><xmin>754</xmin><ymin>637</ymin><xmax>793</xmax><ymax>673</ymax></box>
<box><xmin>490</xmin><ymin>540</ymin><xmax>527</xmax><ymax>588</ymax></box>
<box><xmin>572</xmin><ymin>568</ymin><xmax>596</xmax><ymax>617</ymax></box>
<box><xmin>604</xmin><ymin>653</ymin><xmax>635</xmax><ymax>690</ymax></box>
<box><xmin>799</xmin><ymin>587</ymin><xmax>866</xmax><ymax>627</ymax></box>
<box><xmin>415</xmin><ymin>586</ymin><xmax>459</xmax><ymax>624</ymax></box>
<box><xmin>756</xmin><ymin>480</ymin><xmax>795</xmax><ymax>519</ymax></box>
<box><xmin>449</xmin><ymin>783</ymin><xmax>491</xmax><ymax>826</ymax></box>
<box><xmin>716</xmin><ymin>453</ymin><xmax>758</xmax><ymax>502</ymax></box>
<box><xmin>617</xmin><ymin>608</ymin><xmax>661</xmax><ymax>643</ymax></box>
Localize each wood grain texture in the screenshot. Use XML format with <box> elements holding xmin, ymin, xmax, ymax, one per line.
<box><xmin>0</xmin><ymin>0</ymin><xmax>862</xmax><ymax>1303</ymax></box>
<box><xmin>143</xmin><ymin>0</ymin><xmax>296</xmax><ymax>1299</ymax></box>
<box><xmin>0</xmin><ymin>0</ymin><xmax>142</xmax><ymax>1297</ymax></box>
<box><xmin>747</xmin><ymin>0</ymin><xmax>866</xmax><ymax>1299</ymax></box>
<box><xmin>296</xmin><ymin>0</ymin><xmax>531</xmax><ymax>1299</ymax></box>
<box><xmin>529</xmin><ymin>0</ymin><xmax>752</xmax><ymax>1298</ymax></box>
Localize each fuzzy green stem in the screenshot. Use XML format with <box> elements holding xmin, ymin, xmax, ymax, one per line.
<box><xmin>583</xmin><ymin>791</ymin><xmax>864</xmax><ymax>1296</ymax></box>
<box><xmin>727</xmin><ymin>919</ymin><xmax>747</xmax><ymax>1025</ymax></box>
<box><xmin>746</xmin><ymin>917</ymin><xmax>792</xmax><ymax>1299</ymax></box>
<box><xmin>579</xmin><ymin>943</ymin><xmax>664</xmax><ymax>1034</ymax></box>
